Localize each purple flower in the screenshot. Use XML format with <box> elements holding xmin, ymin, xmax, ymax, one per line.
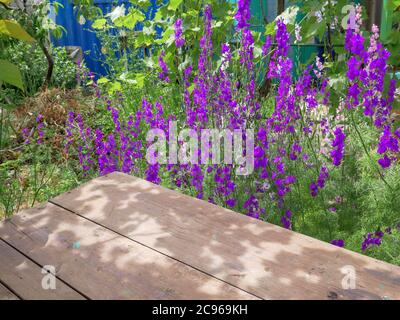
<box><xmin>244</xmin><ymin>194</ymin><xmax>262</xmax><ymax>219</ymax></box>
<box><xmin>362</xmin><ymin>231</ymin><xmax>384</xmax><ymax>251</ymax></box>
<box><xmin>158</xmin><ymin>51</ymin><xmax>170</xmax><ymax>82</ymax></box>
<box><xmin>331</xmin><ymin>239</ymin><xmax>345</xmax><ymax>248</ymax></box>
<box><xmin>281</xmin><ymin>210</ymin><xmax>292</xmax><ymax>230</ymax></box>
<box><xmin>310</xmin><ymin>166</ymin><xmax>329</xmax><ymax>197</ymax></box>
<box><xmin>235</xmin><ymin>0</ymin><xmax>251</xmax><ymax>30</ymax></box>
<box><xmin>310</xmin><ymin>182</ymin><xmax>318</xmax><ymax>197</ymax></box>
<box><xmin>331</xmin><ymin>127</ymin><xmax>346</xmax><ymax>166</ymax></box>
<box><xmin>22</xmin><ymin>127</ymin><xmax>31</xmax><ymax>145</ymax></box>
<box><xmin>174</xmin><ymin>18</ymin><xmax>185</xmax><ymax>48</ymax></box>
<box><xmin>36</xmin><ymin>114</ymin><xmax>44</xmax><ymax>145</ymax></box>
<box><xmin>377</xmin><ymin>126</ymin><xmax>399</xmax><ymax>154</ymax></box>
<box><xmin>262</xmin><ymin>35</ymin><xmax>272</xmax><ymax>55</ymax></box>
<box><xmin>226</xmin><ymin>198</ymin><xmax>236</xmax><ymax>207</ymax></box>
<box><xmin>378</xmin><ymin>155</ymin><xmax>391</xmax><ymax>168</ymax></box>
<box><xmin>345</xmin><ymin>29</ymin><xmax>365</xmax><ymax>56</ymax></box>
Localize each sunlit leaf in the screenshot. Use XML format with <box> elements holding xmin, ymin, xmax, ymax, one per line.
<box><xmin>0</xmin><ymin>20</ymin><xmax>35</xmax><ymax>43</ymax></box>
<box><xmin>168</xmin><ymin>0</ymin><xmax>183</xmax><ymax>11</ymax></box>
<box><xmin>155</xmin><ymin>27</ymin><xmax>174</xmax><ymax>45</ymax></box>
<box><xmin>115</xmin><ymin>9</ymin><xmax>145</xmax><ymax>29</ymax></box>
<box><xmin>265</xmin><ymin>21</ymin><xmax>276</xmax><ymax>35</ymax></box>
<box><xmin>108</xmin><ymin>81</ymin><xmax>122</xmax><ymax>94</ymax></box>
<box><xmin>0</xmin><ymin>59</ymin><xmax>24</xmax><ymax>90</ymax></box>
<box><xmin>92</xmin><ymin>18</ymin><xmax>107</xmax><ymax>30</ymax></box>
<box><xmin>134</xmin><ymin>73</ymin><xmax>145</xmax><ymax>88</ymax></box>
<box><xmin>97</xmin><ymin>77</ymin><xmax>109</xmax><ymax>84</ymax></box>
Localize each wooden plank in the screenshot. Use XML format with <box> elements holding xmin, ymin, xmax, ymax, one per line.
<box><xmin>0</xmin><ymin>283</ymin><xmax>19</xmax><ymax>300</ymax></box>
<box><xmin>0</xmin><ymin>203</ymin><xmax>257</xmax><ymax>300</ymax></box>
<box><xmin>52</xmin><ymin>172</ymin><xmax>400</xmax><ymax>300</ymax></box>
<box><xmin>0</xmin><ymin>239</ymin><xmax>84</xmax><ymax>300</ymax></box>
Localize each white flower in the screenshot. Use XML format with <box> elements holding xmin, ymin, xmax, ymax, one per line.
<box><xmin>278</xmin><ymin>6</ymin><xmax>299</xmax><ymax>25</ymax></box>
<box><xmin>315</xmin><ymin>11</ymin><xmax>323</xmax><ymax>23</ymax></box>
<box><xmin>78</xmin><ymin>15</ymin><xmax>86</xmax><ymax>26</ymax></box>
<box><xmin>395</xmin><ymin>87</ymin><xmax>400</xmax><ymax>98</ymax></box>
<box><xmin>106</xmin><ymin>5</ymin><xmax>126</xmax><ymax>22</ymax></box>
<box><xmin>295</xmin><ymin>23</ymin><xmax>302</xmax><ymax>43</ymax></box>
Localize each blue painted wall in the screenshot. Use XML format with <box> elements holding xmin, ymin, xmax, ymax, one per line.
<box><xmin>51</xmin><ymin>0</ymin><xmax>158</xmax><ymax>77</ymax></box>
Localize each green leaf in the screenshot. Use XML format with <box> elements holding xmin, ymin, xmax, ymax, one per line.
<box><xmin>0</xmin><ymin>59</ymin><xmax>24</xmax><ymax>90</ymax></box>
<box><xmin>188</xmin><ymin>83</ymin><xmax>195</xmax><ymax>94</ymax></box>
<box><xmin>265</xmin><ymin>21</ymin><xmax>276</xmax><ymax>35</ymax></box>
<box><xmin>115</xmin><ymin>9</ymin><xmax>145</xmax><ymax>29</ymax></box>
<box><xmin>97</xmin><ymin>77</ymin><xmax>109</xmax><ymax>84</ymax></box>
<box><xmin>154</xmin><ymin>10</ymin><xmax>163</xmax><ymax>21</ymax></box>
<box><xmin>92</xmin><ymin>18</ymin><xmax>107</xmax><ymax>30</ymax></box>
<box><xmin>134</xmin><ymin>73</ymin><xmax>145</xmax><ymax>88</ymax></box>
<box><xmin>0</xmin><ymin>20</ymin><xmax>35</xmax><ymax>43</ymax></box>
<box><xmin>0</xmin><ymin>0</ymin><xmax>12</xmax><ymax>4</ymax></box>
<box><xmin>155</xmin><ymin>27</ymin><xmax>174</xmax><ymax>45</ymax></box>
<box><xmin>168</xmin><ymin>0</ymin><xmax>183</xmax><ymax>11</ymax></box>
<box><xmin>108</xmin><ymin>81</ymin><xmax>122</xmax><ymax>94</ymax></box>
<box><xmin>212</xmin><ymin>21</ymin><xmax>223</xmax><ymax>29</ymax></box>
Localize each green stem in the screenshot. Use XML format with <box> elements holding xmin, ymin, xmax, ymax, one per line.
<box><xmin>0</xmin><ymin>107</ymin><xmax>3</xmax><ymax>151</ymax></box>
<box><xmin>350</xmin><ymin>111</ymin><xmax>393</xmax><ymax>191</ymax></box>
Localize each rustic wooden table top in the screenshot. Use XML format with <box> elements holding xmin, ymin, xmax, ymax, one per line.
<box><xmin>1</xmin><ymin>172</ymin><xmax>399</xmax><ymax>300</ymax></box>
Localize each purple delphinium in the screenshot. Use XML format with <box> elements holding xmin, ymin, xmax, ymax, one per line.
<box><xmin>244</xmin><ymin>194</ymin><xmax>265</xmax><ymax>219</ymax></box>
<box><xmin>310</xmin><ymin>166</ymin><xmax>329</xmax><ymax>197</ymax></box>
<box><xmin>377</xmin><ymin>125</ymin><xmax>399</xmax><ymax>169</ymax></box>
<box><xmin>235</xmin><ymin>0</ymin><xmax>251</xmax><ymax>30</ymax></box>
<box><xmin>262</xmin><ymin>35</ymin><xmax>272</xmax><ymax>56</ymax></box>
<box><xmin>158</xmin><ymin>51</ymin><xmax>170</xmax><ymax>82</ymax></box>
<box><xmin>344</xmin><ymin>24</ymin><xmax>399</xmax><ymax>170</ymax></box>
<box><xmin>36</xmin><ymin>114</ymin><xmax>44</xmax><ymax>145</ymax></box>
<box><xmin>22</xmin><ymin>127</ymin><xmax>31</xmax><ymax>145</ymax></box>
<box><xmin>174</xmin><ymin>18</ymin><xmax>185</xmax><ymax>48</ymax></box>
<box><xmin>213</xmin><ymin>166</ymin><xmax>236</xmax><ymax>207</ymax></box>
<box><xmin>378</xmin><ymin>155</ymin><xmax>392</xmax><ymax>169</ymax></box>
<box><xmin>281</xmin><ymin>210</ymin><xmax>292</xmax><ymax>230</ymax></box>
<box><xmin>331</xmin><ymin>239</ymin><xmax>345</xmax><ymax>248</ymax></box>
<box><xmin>331</xmin><ymin>127</ymin><xmax>346</xmax><ymax>166</ymax></box>
<box><xmin>362</xmin><ymin>231</ymin><xmax>384</xmax><ymax>251</ymax></box>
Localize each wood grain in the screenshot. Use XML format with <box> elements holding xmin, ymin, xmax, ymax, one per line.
<box><xmin>52</xmin><ymin>172</ymin><xmax>400</xmax><ymax>300</ymax></box>
<box><xmin>0</xmin><ymin>239</ymin><xmax>84</xmax><ymax>300</ymax></box>
<box><xmin>0</xmin><ymin>203</ymin><xmax>257</xmax><ymax>300</ymax></box>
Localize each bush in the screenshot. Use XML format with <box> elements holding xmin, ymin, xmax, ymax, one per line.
<box><xmin>0</xmin><ymin>41</ymin><xmax>78</xmax><ymax>96</ymax></box>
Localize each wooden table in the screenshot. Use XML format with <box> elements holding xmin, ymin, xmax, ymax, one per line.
<box><xmin>1</xmin><ymin>172</ymin><xmax>399</xmax><ymax>300</ymax></box>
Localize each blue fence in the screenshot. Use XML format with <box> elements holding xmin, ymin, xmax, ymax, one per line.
<box><xmin>51</xmin><ymin>0</ymin><xmax>158</xmax><ymax>77</ymax></box>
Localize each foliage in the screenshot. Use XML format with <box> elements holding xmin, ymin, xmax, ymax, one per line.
<box><xmin>89</xmin><ymin>1</ymin><xmax>237</xmax><ymax>90</ymax></box>
<box><xmin>0</xmin><ymin>0</ymin><xmax>66</xmax><ymax>89</ymax></box>
<box><xmin>1</xmin><ymin>42</ymin><xmax>79</xmax><ymax>97</ymax></box>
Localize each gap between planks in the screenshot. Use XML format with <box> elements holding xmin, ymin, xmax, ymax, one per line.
<box><xmin>50</xmin><ymin>172</ymin><xmax>400</xmax><ymax>300</ymax></box>
<box><xmin>0</xmin><ymin>237</ymin><xmax>86</xmax><ymax>300</ymax></box>
<box><xmin>49</xmin><ymin>200</ymin><xmax>264</xmax><ymax>300</ymax></box>
<box><xmin>0</xmin><ymin>203</ymin><xmax>257</xmax><ymax>300</ymax></box>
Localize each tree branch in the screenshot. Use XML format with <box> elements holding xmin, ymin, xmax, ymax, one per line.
<box><xmin>39</xmin><ymin>41</ymin><xmax>54</xmax><ymax>90</ymax></box>
<box><xmin>0</xmin><ymin>2</ymin><xmax>12</xmax><ymax>10</ymax></box>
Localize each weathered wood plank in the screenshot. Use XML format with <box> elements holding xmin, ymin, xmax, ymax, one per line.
<box><xmin>52</xmin><ymin>172</ymin><xmax>400</xmax><ymax>300</ymax></box>
<box><xmin>0</xmin><ymin>239</ymin><xmax>84</xmax><ymax>300</ymax></box>
<box><xmin>0</xmin><ymin>203</ymin><xmax>257</xmax><ymax>300</ymax></box>
<box><xmin>0</xmin><ymin>283</ymin><xmax>19</xmax><ymax>300</ymax></box>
